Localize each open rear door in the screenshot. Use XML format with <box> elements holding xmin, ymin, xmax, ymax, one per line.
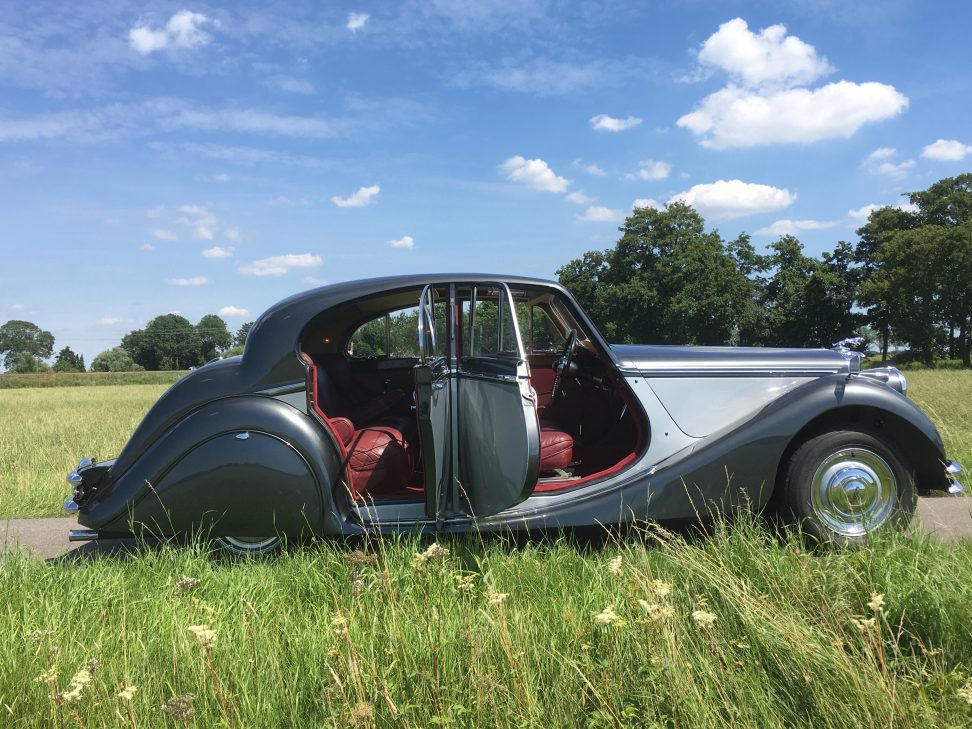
<box><xmin>456</xmin><ymin>283</ymin><xmax>540</xmax><ymax>517</ymax></box>
<box><xmin>414</xmin><ymin>285</ymin><xmax>452</xmax><ymax>522</ymax></box>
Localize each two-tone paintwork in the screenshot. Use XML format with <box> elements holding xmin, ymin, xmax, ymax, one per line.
<box><xmin>71</xmin><ymin>273</ymin><xmax>956</xmax><ymax>539</ymax></box>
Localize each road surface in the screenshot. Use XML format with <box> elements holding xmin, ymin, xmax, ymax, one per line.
<box><xmin>2</xmin><ymin>498</ymin><xmax>970</xmax><ymax>560</ymax></box>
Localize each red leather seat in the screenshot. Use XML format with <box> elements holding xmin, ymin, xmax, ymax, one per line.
<box><xmin>329</xmin><ymin>417</ymin><xmax>411</xmax><ymax>497</ymax></box>
<box><xmin>539</xmin><ymin>421</ymin><xmax>573</xmax><ymax>472</ymax></box>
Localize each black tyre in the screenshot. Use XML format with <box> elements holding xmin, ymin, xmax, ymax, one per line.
<box><xmin>782</xmin><ymin>429</ymin><xmax>916</xmax><ymax>544</ymax></box>
<box><xmin>214</xmin><ymin>535</ymin><xmax>281</xmax><ymax>556</ymax></box>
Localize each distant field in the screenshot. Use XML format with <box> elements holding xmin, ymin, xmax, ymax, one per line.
<box><xmin>0</xmin><ymin>370</ymin><xmax>186</xmax><ymax>389</ymax></box>
<box><xmin>0</xmin><ymin>371</ymin><xmax>969</xmax><ymax>519</ymax></box>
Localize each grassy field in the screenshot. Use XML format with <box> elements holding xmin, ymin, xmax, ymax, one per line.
<box><xmin>0</xmin><ymin>374</ymin><xmax>971</xmax><ymax>726</ymax></box>
<box><xmin>0</xmin><ymin>370</ymin><xmax>969</xmax><ymax>520</ymax></box>
<box><xmin>3</xmin><ymin>521</ymin><xmax>972</xmax><ymax>727</ymax></box>
<box><xmin>0</xmin><ymin>370</ymin><xmax>186</xmax><ymax>389</ymax></box>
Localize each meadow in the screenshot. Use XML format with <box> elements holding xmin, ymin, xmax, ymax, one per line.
<box><xmin>1</xmin><ymin>371</ymin><xmax>971</xmax><ymax>727</ymax></box>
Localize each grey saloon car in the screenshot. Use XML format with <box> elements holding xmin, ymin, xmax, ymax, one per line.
<box><xmin>65</xmin><ymin>274</ymin><xmax>964</xmax><ymax>553</ymax></box>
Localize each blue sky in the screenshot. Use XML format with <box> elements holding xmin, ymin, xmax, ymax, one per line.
<box><xmin>2</xmin><ymin>0</ymin><xmax>971</xmax><ymax>364</ymax></box>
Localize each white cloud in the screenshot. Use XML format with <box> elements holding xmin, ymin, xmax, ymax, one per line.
<box><xmin>389</xmin><ymin>235</ymin><xmax>415</xmax><ymax>250</ymax></box>
<box><xmin>303</xmin><ymin>276</ymin><xmax>328</xmax><ymax>286</ymax></box>
<box><xmin>268</xmin><ymin>76</ymin><xmax>316</xmax><ymax>95</ymax></box>
<box><xmin>269</xmin><ymin>196</ymin><xmax>311</xmax><ymax>207</ymax></box>
<box><xmin>238</xmin><ymin>253</ymin><xmax>323</xmax><ymax>276</ymax></box>
<box><xmin>99</xmin><ymin>317</ymin><xmax>121</xmax><ymax>326</ymax></box>
<box><xmin>669</xmin><ymin>179</ymin><xmax>795</xmax><ymax>219</ymax></box>
<box><xmin>632</xmin><ymin>198</ymin><xmax>662</xmax><ymax>211</ymax></box>
<box><xmin>755</xmin><ymin>218</ymin><xmax>839</xmax><ymax>236</ymax></box>
<box><xmin>129</xmin><ymin>10</ymin><xmax>212</xmax><ymax>55</ymax></box>
<box><xmin>589</xmin><ymin>114</ymin><xmax>642</xmax><ymax>132</ymax></box>
<box><xmin>459</xmin><ymin>60</ymin><xmax>625</xmax><ymax>96</ymax></box>
<box><xmin>862</xmin><ymin>147</ymin><xmax>915</xmax><ymax>178</ymax></box>
<box><xmin>202</xmin><ymin>246</ymin><xmax>234</xmax><ymax>259</ymax></box>
<box><xmin>166</xmin><ymin>275</ymin><xmax>208</xmax><ymax>286</ymax></box>
<box><xmin>576</xmin><ymin>206</ymin><xmax>625</xmax><ymax>223</ymax></box>
<box><xmin>678</xmin><ymin>81</ymin><xmax>908</xmax><ymax>149</ymax></box>
<box><xmin>566</xmin><ymin>190</ymin><xmax>597</xmax><ymax>205</ymax></box>
<box><xmin>139</xmin><ymin>243</ymin><xmax>155</xmax><ymax>252</ymax></box>
<box><xmin>847</xmin><ymin>201</ymin><xmax>918</xmax><ymax>224</ymax></box>
<box><xmin>696</xmin><ymin>18</ymin><xmax>833</xmax><ymax>90</ymax></box>
<box><xmin>499</xmin><ymin>156</ymin><xmax>569</xmax><ymax>193</ymax></box>
<box><xmin>214</xmin><ymin>172</ymin><xmax>230</xmax><ymax>182</ymax></box>
<box><xmin>11</xmin><ymin>303</ymin><xmax>25</xmax><ymax>310</ymax></box>
<box><xmin>922</xmin><ymin>138</ymin><xmax>972</xmax><ymax>161</ymax></box>
<box><xmin>573</xmin><ymin>159</ymin><xmax>606</xmax><ymax>176</ymax></box>
<box><xmin>218</xmin><ymin>306</ymin><xmax>249</xmax><ymax>317</ymax></box>
<box><xmin>347</xmin><ymin>12</ymin><xmax>370</xmax><ymax>31</ymax></box>
<box><xmin>224</xmin><ymin>226</ymin><xmax>241</xmax><ymax>242</ymax></box>
<box><xmin>152</xmin><ymin>228</ymin><xmax>178</xmax><ymax>241</ymax></box>
<box><xmin>331</xmin><ymin>184</ymin><xmax>380</xmax><ymax>208</ymax></box>
<box><xmin>626</xmin><ymin>159</ymin><xmax>671</xmax><ymax>181</ymax></box>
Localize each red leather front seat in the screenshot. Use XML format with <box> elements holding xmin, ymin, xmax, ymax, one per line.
<box><xmin>539</xmin><ymin>420</ymin><xmax>573</xmax><ymax>472</ymax></box>
<box><xmin>329</xmin><ymin>417</ymin><xmax>411</xmax><ymax>497</ymax></box>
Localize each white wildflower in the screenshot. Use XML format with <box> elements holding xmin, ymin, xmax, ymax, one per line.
<box><xmin>607</xmin><ymin>556</ymin><xmax>623</xmax><ymax>576</ymax></box>
<box><xmin>486</xmin><ymin>590</ymin><xmax>509</xmax><ymax>607</ymax></box>
<box><xmin>594</xmin><ymin>606</ymin><xmax>624</xmax><ymax>626</ymax></box>
<box><xmin>638</xmin><ymin>600</ymin><xmax>674</xmax><ymax>624</ymax></box>
<box><xmin>118</xmin><ymin>684</ymin><xmax>138</xmax><ymax>702</ymax></box>
<box><xmin>868</xmin><ymin>593</ymin><xmax>885</xmax><ymax>613</ymax></box>
<box><xmin>691</xmin><ymin>610</ymin><xmax>717</xmax><ymax>630</ymax></box>
<box><xmin>188</xmin><ymin>623</ymin><xmax>216</xmax><ymax>649</ymax></box>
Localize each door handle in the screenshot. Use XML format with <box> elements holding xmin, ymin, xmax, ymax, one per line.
<box><xmin>432</xmin><ymin>380</ymin><xmax>447</xmax><ymax>390</ymax></box>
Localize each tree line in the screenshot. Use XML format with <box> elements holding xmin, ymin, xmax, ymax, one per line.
<box><xmin>2</xmin><ymin>173</ymin><xmax>969</xmax><ymax>373</ymax></box>
<box><xmin>558</xmin><ymin>173</ymin><xmax>972</xmax><ymax>366</ymax></box>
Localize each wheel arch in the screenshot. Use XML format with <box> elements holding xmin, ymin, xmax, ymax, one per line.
<box><xmin>774</xmin><ymin>405</ymin><xmax>946</xmax><ymax>496</ymax></box>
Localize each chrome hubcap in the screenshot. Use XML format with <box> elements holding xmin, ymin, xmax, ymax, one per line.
<box><xmin>810</xmin><ymin>448</ymin><xmax>897</xmax><ymax>537</ymax></box>
<box><xmin>219</xmin><ymin>535</ymin><xmax>279</xmax><ymax>552</ymax></box>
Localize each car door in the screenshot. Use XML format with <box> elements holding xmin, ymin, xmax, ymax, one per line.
<box><xmin>455</xmin><ymin>282</ymin><xmax>540</xmax><ymax>517</ymax></box>
<box><xmin>413</xmin><ymin>285</ymin><xmax>453</xmax><ymax>522</ymax></box>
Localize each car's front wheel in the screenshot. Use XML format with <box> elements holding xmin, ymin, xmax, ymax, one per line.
<box><xmin>214</xmin><ymin>535</ymin><xmax>281</xmax><ymax>556</ymax></box>
<box><xmin>782</xmin><ymin>429</ymin><xmax>916</xmax><ymax>544</ymax></box>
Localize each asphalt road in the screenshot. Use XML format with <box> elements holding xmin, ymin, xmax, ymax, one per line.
<box><xmin>2</xmin><ymin>498</ymin><xmax>970</xmax><ymax>560</ymax></box>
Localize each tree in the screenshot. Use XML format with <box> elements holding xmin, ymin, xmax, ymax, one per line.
<box><xmin>0</xmin><ymin>320</ymin><xmax>54</xmax><ymax>370</ymax></box>
<box><xmin>197</xmin><ymin>314</ymin><xmax>232</xmax><ymax>362</ymax></box>
<box><xmin>91</xmin><ymin>346</ymin><xmax>143</xmax><ymax>372</ymax></box>
<box><xmin>52</xmin><ymin>346</ymin><xmax>85</xmax><ymax>373</ymax></box>
<box><xmin>122</xmin><ymin>314</ymin><xmax>202</xmax><ymax>370</ymax></box>
<box><xmin>10</xmin><ymin>351</ymin><xmax>50</xmax><ymax>373</ymax></box>
<box><xmin>234</xmin><ymin>321</ymin><xmax>254</xmax><ymax>347</ymax></box>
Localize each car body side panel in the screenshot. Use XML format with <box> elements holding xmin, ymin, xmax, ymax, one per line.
<box><xmin>79</xmin><ymin>396</ymin><xmax>345</xmax><ymax>537</ymax></box>
<box><xmin>471</xmin><ymin>374</ymin><xmax>947</xmax><ymax>529</ymax></box>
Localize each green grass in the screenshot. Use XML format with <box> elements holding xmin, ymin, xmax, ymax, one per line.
<box><xmin>2</xmin><ymin>523</ymin><xmax>972</xmax><ymax>727</ymax></box>
<box><xmin>0</xmin><ymin>370</ymin><xmax>186</xmax><ymax>389</ymax></box>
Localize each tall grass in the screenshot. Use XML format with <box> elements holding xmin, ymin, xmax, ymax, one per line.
<box><xmin>2</xmin><ymin>519</ymin><xmax>972</xmax><ymax>727</ymax></box>
<box><xmin>0</xmin><ymin>385</ymin><xmax>170</xmax><ymax>517</ymax></box>
<box><xmin>0</xmin><ymin>371</ymin><xmax>186</xmax><ymax>389</ymax></box>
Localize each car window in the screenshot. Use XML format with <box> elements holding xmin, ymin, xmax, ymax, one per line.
<box><xmin>464</xmin><ymin>286</ymin><xmax>519</xmax><ymax>358</ymax></box>
<box><xmin>348</xmin><ymin>306</ymin><xmax>423</xmax><ymax>359</ymax></box>
<box><xmin>514</xmin><ymin>302</ymin><xmax>566</xmax><ymax>353</ymax></box>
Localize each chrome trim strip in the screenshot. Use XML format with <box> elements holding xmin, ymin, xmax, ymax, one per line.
<box><xmin>618</xmin><ymin>367</ymin><xmax>844</xmax><ymax>378</ymax></box>
<box><xmin>947</xmin><ymin>460</ymin><xmax>963</xmax><ymax>475</ymax></box>
<box><xmin>63</xmin><ymin>499</ymin><xmax>79</xmax><ymax>512</ymax></box>
<box><xmin>68</xmin><ymin>529</ymin><xmax>99</xmax><ymax>542</ymax></box>
<box><xmin>456</xmin><ymin>368</ymin><xmax>523</xmax><ymax>384</ymax></box>
<box><xmin>256</xmin><ymin>380</ymin><xmax>305</xmax><ymax>397</ymax></box>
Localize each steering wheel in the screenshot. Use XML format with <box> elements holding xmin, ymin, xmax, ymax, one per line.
<box><xmin>550</xmin><ymin>329</ymin><xmax>577</xmax><ymax>403</ymax></box>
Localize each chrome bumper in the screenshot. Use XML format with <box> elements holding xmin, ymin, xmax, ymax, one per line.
<box><xmin>946</xmin><ymin>460</ymin><xmax>965</xmax><ymax>496</ymax></box>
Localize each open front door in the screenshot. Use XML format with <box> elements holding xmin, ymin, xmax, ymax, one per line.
<box><xmin>456</xmin><ymin>283</ymin><xmax>540</xmax><ymax>517</ymax></box>
<box><xmin>414</xmin><ymin>285</ymin><xmax>452</xmax><ymax>521</ymax></box>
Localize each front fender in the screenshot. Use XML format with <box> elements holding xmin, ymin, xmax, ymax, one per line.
<box><xmin>80</xmin><ymin>396</ymin><xmax>347</xmax><ymax>538</ymax></box>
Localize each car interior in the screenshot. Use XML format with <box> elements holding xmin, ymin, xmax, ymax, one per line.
<box><xmin>299</xmin><ymin>283</ymin><xmax>646</xmax><ymax>505</ymax></box>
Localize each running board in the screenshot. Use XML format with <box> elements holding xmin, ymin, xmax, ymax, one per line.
<box><xmin>69</xmin><ymin>529</ymin><xmax>99</xmax><ymax>542</ymax></box>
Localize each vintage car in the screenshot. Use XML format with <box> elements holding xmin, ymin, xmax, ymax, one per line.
<box><xmin>65</xmin><ymin>274</ymin><xmax>964</xmax><ymax>553</ymax></box>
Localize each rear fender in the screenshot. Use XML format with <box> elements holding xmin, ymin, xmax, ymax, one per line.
<box><xmin>80</xmin><ymin>396</ymin><xmax>347</xmax><ymax>538</ymax></box>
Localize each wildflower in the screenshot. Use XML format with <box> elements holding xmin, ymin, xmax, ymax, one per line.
<box><xmin>331</xmin><ymin>611</ymin><xmax>350</xmax><ymax>637</ymax></box>
<box><xmin>34</xmin><ymin>667</ymin><xmax>57</xmax><ymax>687</ymax></box>
<box><xmin>352</xmin><ymin>578</ymin><xmax>365</xmax><ymax>595</ymax></box>
<box><xmin>343</xmin><ymin>550</ymin><xmax>378</xmax><ymax>567</ymax></box>
<box><xmin>486</xmin><ymin>590</ymin><xmax>509</xmax><ymax>607</ymax></box>
<box><xmin>118</xmin><ymin>685</ymin><xmax>138</xmax><ymax>702</ymax></box>
<box><xmin>651</xmin><ymin>580</ymin><xmax>672</xmax><ymax>600</ymax></box>
<box><xmin>188</xmin><ymin>624</ymin><xmax>216</xmax><ymax>649</ymax></box>
<box><xmin>607</xmin><ymin>556</ymin><xmax>623</xmax><ymax>576</ymax></box>
<box><xmin>958</xmin><ymin>680</ymin><xmax>972</xmax><ymax>706</ymax></box>
<box><xmin>175</xmin><ymin>576</ymin><xmax>201</xmax><ymax>596</ymax></box>
<box><xmin>638</xmin><ymin>600</ymin><xmax>674</xmax><ymax>624</ymax></box>
<box><xmin>59</xmin><ymin>668</ymin><xmax>92</xmax><ymax>705</ymax></box>
<box><xmin>86</xmin><ymin>658</ymin><xmax>100</xmax><ymax>675</ymax></box>
<box><xmin>852</xmin><ymin>617</ymin><xmax>877</xmax><ymax>634</ymax></box>
<box><xmin>868</xmin><ymin>593</ymin><xmax>885</xmax><ymax>613</ymax></box>
<box><xmin>414</xmin><ymin>542</ymin><xmax>449</xmax><ymax>565</ymax></box>
<box><xmin>352</xmin><ymin>701</ymin><xmax>374</xmax><ymax>724</ymax></box>
<box><xmin>594</xmin><ymin>606</ymin><xmax>624</xmax><ymax>626</ymax></box>
<box><xmin>161</xmin><ymin>693</ymin><xmax>196</xmax><ymax>722</ymax></box>
<box><xmin>691</xmin><ymin>610</ymin><xmax>717</xmax><ymax>630</ymax></box>
<box><xmin>455</xmin><ymin>573</ymin><xmax>476</xmax><ymax>591</ymax></box>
